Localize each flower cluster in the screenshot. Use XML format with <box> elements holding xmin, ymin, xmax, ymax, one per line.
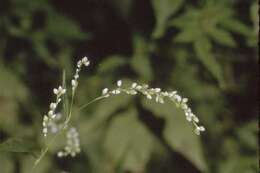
<box><xmin>57</xmin><ymin>127</ymin><xmax>81</xmax><ymax>157</ymax></box>
<box><xmin>102</xmin><ymin>80</ymin><xmax>205</xmax><ymax>135</ymax></box>
<box><xmin>42</xmin><ymin>86</ymin><xmax>66</xmax><ymax>137</ymax></box>
<box><xmin>71</xmin><ymin>57</ymin><xmax>90</xmax><ymax>92</ymax></box>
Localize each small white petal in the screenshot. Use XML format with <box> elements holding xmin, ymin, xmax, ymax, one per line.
<box><xmin>102</xmin><ymin>88</ymin><xmax>109</xmax><ymax>95</ymax></box>
<box><xmin>48</xmin><ymin>110</ymin><xmax>54</xmax><ymax>116</ymax></box>
<box><xmin>155</xmin><ymin>88</ymin><xmax>161</xmax><ymax>92</ymax></box>
<box><xmin>131</xmin><ymin>83</ymin><xmax>137</xmax><ymax>88</ymax></box>
<box><xmin>117</xmin><ymin>80</ymin><xmax>122</xmax><ymax>87</ymax></box>
<box><xmin>53</xmin><ymin>88</ymin><xmax>58</xmax><ymax>95</ymax></box>
<box><xmin>136</xmin><ymin>85</ymin><xmax>142</xmax><ymax>90</ymax></box>
<box><xmin>199</xmin><ymin>126</ymin><xmax>205</xmax><ymax>131</ymax></box>
<box><xmin>146</xmin><ymin>95</ymin><xmax>152</xmax><ymax>99</ymax></box>
<box><xmin>43</xmin><ymin>115</ymin><xmax>48</xmax><ymax>121</ymax></box>
<box><xmin>182</xmin><ymin>98</ymin><xmax>188</xmax><ymax>103</ymax></box>
<box><xmin>50</xmin><ymin>103</ymin><xmax>57</xmax><ymax>110</ymax></box>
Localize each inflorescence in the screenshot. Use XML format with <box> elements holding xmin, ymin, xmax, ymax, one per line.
<box><xmin>42</xmin><ymin>56</ymin><xmax>205</xmax><ymax>160</ymax></box>
<box><xmin>102</xmin><ymin>80</ymin><xmax>205</xmax><ymax>135</ymax></box>
<box><xmin>57</xmin><ymin>127</ymin><xmax>81</xmax><ymax>157</ymax></box>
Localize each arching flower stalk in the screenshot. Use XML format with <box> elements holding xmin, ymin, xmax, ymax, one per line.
<box><xmin>101</xmin><ymin>80</ymin><xmax>205</xmax><ymax>135</ymax></box>
<box><xmin>36</xmin><ymin>56</ymin><xmax>205</xmax><ymax>171</ymax></box>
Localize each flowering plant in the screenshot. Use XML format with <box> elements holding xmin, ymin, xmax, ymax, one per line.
<box><xmin>33</xmin><ymin>57</ymin><xmax>205</xmax><ymax>170</ymax></box>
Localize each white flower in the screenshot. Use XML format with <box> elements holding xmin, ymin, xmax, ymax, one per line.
<box><xmin>71</xmin><ymin>79</ymin><xmax>78</xmax><ymax>88</ymax></box>
<box><xmin>57</xmin><ymin>151</ymin><xmax>64</xmax><ymax>158</ymax></box>
<box><xmin>117</xmin><ymin>80</ymin><xmax>122</xmax><ymax>87</ymax></box>
<box><xmin>115</xmin><ymin>89</ymin><xmax>120</xmax><ymax>94</ymax></box>
<box><xmin>82</xmin><ymin>57</ymin><xmax>90</xmax><ymax>66</ymax></box>
<box><xmin>131</xmin><ymin>83</ymin><xmax>137</xmax><ymax>88</ymax></box>
<box><xmin>53</xmin><ymin>88</ymin><xmax>58</xmax><ymax>95</ymax></box>
<box><xmin>146</xmin><ymin>94</ymin><xmax>152</xmax><ymax>99</ymax></box>
<box><xmin>174</xmin><ymin>95</ymin><xmax>181</xmax><ymax>102</ymax></box>
<box><xmin>155</xmin><ymin>88</ymin><xmax>161</xmax><ymax>92</ymax></box>
<box><xmin>199</xmin><ymin>126</ymin><xmax>205</xmax><ymax>131</ymax></box>
<box><xmin>48</xmin><ymin>110</ymin><xmax>54</xmax><ymax>116</ymax></box>
<box><xmin>77</xmin><ymin>60</ymin><xmax>82</xmax><ymax>68</ymax></box>
<box><xmin>102</xmin><ymin>88</ymin><xmax>109</xmax><ymax>95</ymax></box>
<box><xmin>74</xmin><ymin>74</ymin><xmax>79</xmax><ymax>79</ymax></box>
<box><xmin>182</xmin><ymin>98</ymin><xmax>188</xmax><ymax>103</ymax></box>
<box><xmin>50</xmin><ymin>103</ymin><xmax>57</xmax><ymax>110</ymax></box>
<box><xmin>136</xmin><ymin>85</ymin><xmax>142</xmax><ymax>90</ymax></box>
<box><xmin>54</xmin><ymin>86</ymin><xmax>66</xmax><ymax>95</ymax></box>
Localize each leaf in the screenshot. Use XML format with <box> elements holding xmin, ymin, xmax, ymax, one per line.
<box><xmin>0</xmin><ymin>138</ymin><xmax>34</xmax><ymax>153</ymax></box>
<box><xmin>104</xmin><ymin>108</ymin><xmax>159</xmax><ymax>172</ymax></box>
<box><xmin>98</xmin><ymin>56</ymin><xmax>127</xmax><ymax>74</ymax></box>
<box><xmin>80</xmin><ymin>94</ymin><xmax>132</xmax><ymax>134</ymax></box>
<box><xmin>0</xmin><ymin>65</ymin><xmax>28</xmax><ymax>101</ymax></box>
<box><xmin>152</xmin><ymin>0</ymin><xmax>184</xmax><ymax>38</ymax></box>
<box><xmin>174</xmin><ymin>29</ymin><xmax>200</xmax><ymax>43</ymax></box>
<box><xmin>193</xmin><ymin>36</ymin><xmax>224</xmax><ymax>86</ymax></box>
<box><xmin>142</xmin><ymin>99</ymin><xmax>207</xmax><ymax>172</ymax></box>
<box><xmin>207</xmin><ymin>27</ymin><xmax>236</xmax><ymax>47</ymax></box>
<box><xmin>130</xmin><ymin>36</ymin><xmax>153</xmax><ymax>81</ymax></box>
<box><xmin>46</xmin><ymin>12</ymin><xmax>89</xmax><ymax>41</ymax></box>
<box><xmin>220</xmin><ymin>18</ymin><xmax>252</xmax><ymax>36</ymax></box>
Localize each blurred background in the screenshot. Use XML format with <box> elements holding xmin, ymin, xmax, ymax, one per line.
<box><xmin>0</xmin><ymin>0</ymin><xmax>258</xmax><ymax>172</ymax></box>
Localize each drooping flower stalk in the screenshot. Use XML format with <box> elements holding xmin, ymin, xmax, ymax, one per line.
<box><xmin>99</xmin><ymin>80</ymin><xmax>205</xmax><ymax>135</ymax></box>
<box><xmin>35</xmin><ymin>56</ymin><xmax>205</xmax><ymax>171</ymax></box>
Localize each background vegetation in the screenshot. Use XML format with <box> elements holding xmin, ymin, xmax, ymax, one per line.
<box><xmin>0</xmin><ymin>0</ymin><xmax>258</xmax><ymax>172</ymax></box>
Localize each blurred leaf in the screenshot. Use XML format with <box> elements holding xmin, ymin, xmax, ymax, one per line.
<box><xmin>142</xmin><ymin>99</ymin><xmax>207</xmax><ymax>172</ymax></box>
<box><xmin>104</xmin><ymin>108</ymin><xmax>158</xmax><ymax>172</ymax></box>
<box><xmin>152</xmin><ymin>0</ymin><xmax>183</xmax><ymax>38</ymax></box>
<box><xmin>0</xmin><ymin>154</ymin><xmax>14</xmax><ymax>173</ymax></box>
<box><xmin>46</xmin><ymin>12</ymin><xmax>89</xmax><ymax>41</ymax></box>
<box><xmin>98</xmin><ymin>56</ymin><xmax>127</xmax><ymax>74</ymax></box>
<box><xmin>130</xmin><ymin>36</ymin><xmax>153</xmax><ymax>81</ymax></box>
<box><xmin>0</xmin><ymin>65</ymin><xmax>28</xmax><ymax>101</ymax></box>
<box><xmin>193</xmin><ymin>36</ymin><xmax>224</xmax><ymax>86</ymax></box>
<box><xmin>207</xmin><ymin>27</ymin><xmax>236</xmax><ymax>47</ymax></box>
<box><xmin>220</xmin><ymin>18</ymin><xmax>252</xmax><ymax>36</ymax></box>
<box><xmin>81</xmin><ymin>94</ymin><xmax>132</xmax><ymax>133</ymax></box>
<box><xmin>174</xmin><ymin>29</ymin><xmax>199</xmax><ymax>43</ymax></box>
<box><xmin>0</xmin><ymin>138</ymin><xmax>34</xmax><ymax>153</ymax></box>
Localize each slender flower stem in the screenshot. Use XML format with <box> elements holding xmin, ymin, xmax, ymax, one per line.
<box><xmin>32</xmin><ymin>127</ymin><xmax>64</xmax><ymax>172</ymax></box>
<box><xmin>78</xmin><ymin>96</ymin><xmax>105</xmax><ymax>111</ymax></box>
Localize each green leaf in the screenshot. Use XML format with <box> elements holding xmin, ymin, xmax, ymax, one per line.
<box><xmin>130</xmin><ymin>36</ymin><xmax>153</xmax><ymax>81</ymax></box>
<box><xmin>174</xmin><ymin>29</ymin><xmax>200</xmax><ymax>43</ymax></box>
<box><xmin>220</xmin><ymin>18</ymin><xmax>252</xmax><ymax>36</ymax></box>
<box><xmin>152</xmin><ymin>0</ymin><xmax>184</xmax><ymax>38</ymax></box>
<box><xmin>0</xmin><ymin>138</ymin><xmax>34</xmax><ymax>153</ymax></box>
<box><xmin>207</xmin><ymin>27</ymin><xmax>236</xmax><ymax>47</ymax></box>
<box><xmin>142</xmin><ymin>99</ymin><xmax>207</xmax><ymax>172</ymax></box>
<box><xmin>46</xmin><ymin>12</ymin><xmax>89</xmax><ymax>41</ymax></box>
<box><xmin>0</xmin><ymin>65</ymin><xmax>28</xmax><ymax>101</ymax></box>
<box><xmin>98</xmin><ymin>56</ymin><xmax>127</xmax><ymax>74</ymax></box>
<box><xmin>80</xmin><ymin>94</ymin><xmax>132</xmax><ymax>134</ymax></box>
<box><xmin>193</xmin><ymin>36</ymin><xmax>224</xmax><ymax>86</ymax></box>
<box><xmin>104</xmin><ymin>108</ymin><xmax>159</xmax><ymax>172</ymax></box>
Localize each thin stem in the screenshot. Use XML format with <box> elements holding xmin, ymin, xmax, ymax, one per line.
<box><xmin>31</xmin><ymin>129</ymin><xmax>63</xmax><ymax>172</ymax></box>
<box><xmin>78</xmin><ymin>96</ymin><xmax>105</xmax><ymax>111</ymax></box>
<box><xmin>65</xmin><ymin>92</ymin><xmax>75</xmax><ymax>125</ymax></box>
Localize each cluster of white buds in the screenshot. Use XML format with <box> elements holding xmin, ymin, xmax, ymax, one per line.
<box><xmin>72</xmin><ymin>57</ymin><xmax>90</xmax><ymax>92</ymax></box>
<box><xmin>42</xmin><ymin>86</ymin><xmax>66</xmax><ymax>137</ymax></box>
<box><xmin>57</xmin><ymin>127</ymin><xmax>81</xmax><ymax>158</ymax></box>
<box><xmin>101</xmin><ymin>80</ymin><xmax>205</xmax><ymax>135</ymax></box>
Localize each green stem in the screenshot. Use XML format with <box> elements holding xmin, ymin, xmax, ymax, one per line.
<box><xmin>31</xmin><ymin>129</ymin><xmax>63</xmax><ymax>172</ymax></box>
<box><xmin>78</xmin><ymin>96</ymin><xmax>105</xmax><ymax>111</ymax></box>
